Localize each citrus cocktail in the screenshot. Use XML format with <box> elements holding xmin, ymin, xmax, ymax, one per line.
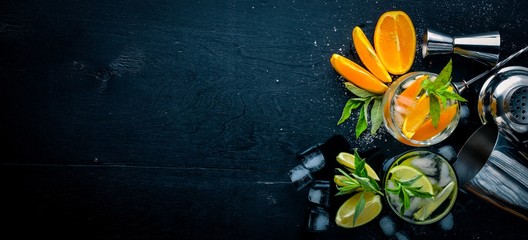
<box><xmin>382</xmin><ymin>71</ymin><xmax>461</xmax><ymax>146</ymax></box>
<box><xmin>383</xmin><ymin>150</ymin><xmax>458</xmax><ymax>225</ymax></box>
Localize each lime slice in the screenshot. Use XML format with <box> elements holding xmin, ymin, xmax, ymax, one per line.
<box><xmin>335</xmin><ymin>192</ymin><xmax>382</xmax><ymax>228</ymax></box>
<box><xmin>413</xmin><ymin>181</ymin><xmax>456</xmax><ymax>221</ymax></box>
<box><xmin>387</xmin><ymin>165</ymin><xmax>434</xmax><ymax>195</ymax></box>
<box><xmin>334</xmin><ymin>175</ymin><xmax>349</xmax><ymax>187</ymax></box>
<box><xmin>336</xmin><ymin>152</ymin><xmax>380</xmax><ymax>181</ymax></box>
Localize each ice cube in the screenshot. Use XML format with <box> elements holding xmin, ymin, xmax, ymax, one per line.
<box><xmin>427</xmin><ymin>176</ymin><xmax>439</xmax><ymax>186</ymax></box>
<box><xmin>403</xmin><ymin>197</ymin><xmax>424</xmax><ymax>217</ymax></box>
<box><xmin>379</xmin><ymin>215</ymin><xmax>396</xmax><ymax>236</ymax></box>
<box><xmin>386</xmin><ymin>181</ymin><xmax>403</xmax><ymax>210</ymax></box>
<box><xmin>307</xmin><ymin>206</ymin><xmax>330</xmax><ymax>232</ymax></box>
<box><xmin>288</xmin><ymin>164</ymin><xmax>314</xmax><ymax>190</ymax></box>
<box><xmin>301</xmin><ymin>149</ymin><xmax>325</xmax><ymax>172</ymax></box>
<box><xmin>438</xmin><ymin>162</ymin><xmax>452</xmax><ymax>187</ymax></box>
<box><xmin>410</xmin><ymin>156</ymin><xmax>438</xmax><ymax>176</ymax></box>
<box><xmin>460</xmin><ymin>104</ymin><xmax>470</xmax><ymax>121</ymax></box>
<box><xmin>438</xmin><ymin>212</ymin><xmax>454</xmax><ymax>231</ymax></box>
<box><xmin>308</xmin><ymin>180</ymin><xmax>331</xmax><ymax>207</ymax></box>
<box><xmin>438</xmin><ymin>145</ymin><xmax>457</xmax><ymax>162</ymax></box>
<box><xmin>394</xmin><ymin>231</ymin><xmax>410</xmax><ymax>240</ymax></box>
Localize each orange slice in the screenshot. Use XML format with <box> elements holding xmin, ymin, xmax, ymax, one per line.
<box><xmin>412</xmin><ymin>103</ymin><xmax>458</xmax><ymax>141</ymax></box>
<box><xmin>396</xmin><ymin>75</ymin><xmax>427</xmax><ymax>108</ymax></box>
<box><xmin>402</xmin><ymin>94</ymin><xmax>429</xmax><ymax>139</ymax></box>
<box><xmin>374</xmin><ymin>11</ymin><xmax>416</xmax><ymax>75</ymax></box>
<box><xmin>352</xmin><ymin>26</ymin><xmax>392</xmax><ymax>83</ymax></box>
<box><xmin>330</xmin><ymin>54</ymin><xmax>388</xmax><ymax>94</ymax></box>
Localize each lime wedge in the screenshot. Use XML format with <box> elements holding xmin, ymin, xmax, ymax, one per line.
<box><xmin>335</xmin><ymin>192</ymin><xmax>382</xmax><ymax>228</ymax></box>
<box><xmin>388</xmin><ymin>165</ymin><xmax>434</xmax><ymax>195</ymax></box>
<box><xmin>336</xmin><ymin>152</ymin><xmax>380</xmax><ymax>181</ymax></box>
<box><xmin>334</xmin><ymin>175</ymin><xmax>349</xmax><ymax>187</ymax></box>
<box><xmin>413</xmin><ymin>181</ymin><xmax>455</xmax><ymax>221</ymax></box>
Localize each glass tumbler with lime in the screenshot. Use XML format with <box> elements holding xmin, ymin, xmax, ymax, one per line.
<box><xmin>383</xmin><ymin>150</ymin><xmax>458</xmax><ymax>225</ymax></box>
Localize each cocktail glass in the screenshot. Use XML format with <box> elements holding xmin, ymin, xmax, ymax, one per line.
<box><xmin>383</xmin><ymin>150</ymin><xmax>458</xmax><ymax>225</ymax></box>
<box><xmin>382</xmin><ymin>71</ymin><xmax>461</xmax><ymax>147</ymax></box>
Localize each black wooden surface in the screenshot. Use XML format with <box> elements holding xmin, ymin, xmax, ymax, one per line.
<box><xmin>1</xmin><ymin>0</ymin><xmax>527</xmax><ymax>239</ymax></box>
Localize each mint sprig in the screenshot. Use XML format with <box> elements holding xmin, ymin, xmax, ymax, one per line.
<box><xmin>421</xmin><ymin>59</ymin><xmax>467</xmax><ymax>127</ymax></box>
<box><xmin>334</xmin><ymin>149</ymin><xmax>383</xmax><ymax>226</ymax></box>
<box><xmin>338</xmin><ymin>82</ymin><xmax>383</xmax><ymax>138</ymax></box>
<box><xmin>385</xmin><ymin>177</ymin><xmax>434</xmax><ymax>215</ymax></box>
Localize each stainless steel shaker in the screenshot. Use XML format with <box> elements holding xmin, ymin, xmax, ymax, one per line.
<box><xmin>454</xmin><ymin>123</ymin><xmax>528</xmax><ymax>221</ymax></box>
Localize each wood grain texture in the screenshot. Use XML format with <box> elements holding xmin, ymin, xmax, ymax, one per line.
<box><xmin>1</xmin><ymin>0</ymin><xmax>528</xmax><ymax>239</ymax></box>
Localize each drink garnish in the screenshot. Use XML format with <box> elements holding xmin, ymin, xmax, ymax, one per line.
<box><xmin>421</xmin><ymin>59</ymin><xmax>466</xmax><ymax>127</ymax></box>
<box><xmin>334</xmin><ymin>149</ymin><xmax>383</xmax><ymax>226</ymax></box>
<box><xmin>337</xmin><ymin>82</ymin><xmax>383</xmax><ymax>138</ymax></box>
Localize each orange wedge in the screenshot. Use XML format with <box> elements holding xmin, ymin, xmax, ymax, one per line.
<box><xmin>352</xmin><ymin>26</ymin><xmax>392</xmax><ymax>83</ymax></box>
<box><xmin>412</xmin><ymin>103</ymin><xmax>458</xmax><ymax>141</ymax></box>
<box><xmin>374</xmin><ymin>11</ymin><xmax>416</xmax><ymax>75</ymax></box>
<box><xmin>396</xmin><ymin>75</ymin><xmax>427</xmax><ymax>108</ymax></box>
<box><xmin>330</xmin><ymin>54</ymin><xmax>388</xmax><ymax>94</ymax></box>
<box><xmin>402</xmin><ymin>94</ymin><xmax>429</xmax><ymax>139</ymax></box>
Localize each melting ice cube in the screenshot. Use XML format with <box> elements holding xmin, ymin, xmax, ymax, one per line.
<box><xmin>403</xmin><ymin>197</ymin><xmax>424</xmax><ymax>217</ymax></box>
<box><xmin>438</xmin><ymin>162</ymin><xmax>452</xmax><ymax>187</ymax></box>
<box><xmin>301</xmin><ymin>150</ymin><xmax>325</xmax><ymax>172</ymax></box>
<box><xmin>410</xmin><ymin>156</ymin><xmax>438</xmax><ymax>176</ymax></box>
<box><xmin>394</xmin><ymin>231</ymin><xmax>410</xmax><ymax>240</ymax></box>
<box><xmin>308</xmin><ymin>180</ymin><xmax>331</xmax><ymax>207</ymax></box>
<box><xmin>379</xmin><ymin>215</ymin><xmax>396</xmax><ymax>236</ymax></box>
<box><xmin>438</xmin><ymin>145</ymin><xmax>457</xmax><ymax>162</ymax></box>
<box><xmin>307</xmin><ymin>206</ymin><xmax>330</xmax><ymax>232</ymax></box>
<box><xmin>438</xmin><ymin>212</ymin><xmax>454</xmax><ymax>231</ymax></box>
<box><xmin>288</xmin><ymin>164</ymin><xmax>314</xmax><ymax>190</ymax></box>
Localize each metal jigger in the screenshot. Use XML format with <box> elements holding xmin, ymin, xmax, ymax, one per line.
<box><xmin>422</xmin><ymin>28</ymin><xmax>501</xmax><ymax>66</ymax></box>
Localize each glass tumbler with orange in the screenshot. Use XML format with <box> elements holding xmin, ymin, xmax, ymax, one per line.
<box><xmin>382</xmin><ymin>70</ymin><xmax>462</xmax><ymax>147</ymax></box>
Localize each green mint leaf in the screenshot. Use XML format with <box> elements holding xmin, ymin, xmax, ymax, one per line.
<box><xmin>336</xmin><ymin>184</ymin><xmax>361</xmax><ymax>196</ymax></box>
<box><xmin>336</xmin><ymin>168</ymin><xmax>355</xmax><ymax>182</ymax></box>
<box><xmin>434</xmin><ymin>59</ymin><xmax>453</xmax><ymax>88</ymax></box>
<box><xmin>353</xmin><ymin>191</ymin><xmax>366</xmax><ymax>226</ymax></box>
<box><xmin>363</xmin><ymin>98</ymin><xmax>372</xmax><ymax>123</ymax></box>
<box><xmin>402</xmin><ymin>188</ymin><xmax>411</xmax><ymax>213</ymax></box>
<box><xmin>429</xmin><ymin>94</ymin><xmax>441</xmax><ymax>128</ymax></box>
<box><xmin>408</xmin><ymin>189</ymin><xmax>434</xmax><ymax>198</ymax></box>
<box><xmin>355</xmin><ymin>98</ymin><xmax>372</xmax><ymax>138</ymax></box>
<box><xmin>385</xmin><ymin>186</ymin><xmax>401</xmax><ymax>195</ymax></box>
<box><xmin>442</xmin><ymin>91</ymin><xmax>467</xmax><ymax>102</ymax></box>
<box><xmin>344</xmin><ymin>82</ymin><xmax>377</xmax><ymax>98</ymax></box>
<box><xmin>369</xmin><ymin>178</ymin><xmax>383</xmax><ymax>195</ymax></box>
<box><xmin>420</xmin><ymin>59</ymin><xmax>465</xmax><ymax>129</ymax></box>
<box><xmin>370</xmin><ymin>97</ymin><xmax>383</xmax><ymax>135</ymax></box>
<box><xmin>338</xmin><ymin>99</ymin><xmax>363</xmax><ymax>125</ymax></box>
<box><xmin>351</xmin><ymin>174</ymin><xmax>375</xmax><ymax>191</ymax></box>
<box><xmin>398</xmin><ymin>175</ymin><xmax>423</xmax><ymax>186</ymax></box>
<box><xmin>355</xmin><ymin>105</ymin><xmax>368</xmax><ymax>139</ymax></box>
<box><xmin>421</xmin><ymin>76</ymin><xmax>433</xmax><ymax>90</ymax></box>
<box><xmin>439</xmin><ymin>94</ymin><xmax>448</xmax><ymax>109</ymax></box>
<box><xmin>354</xmin><ymin>149</ymin><xmax>367</xmax><ymax>178</ymax></box>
